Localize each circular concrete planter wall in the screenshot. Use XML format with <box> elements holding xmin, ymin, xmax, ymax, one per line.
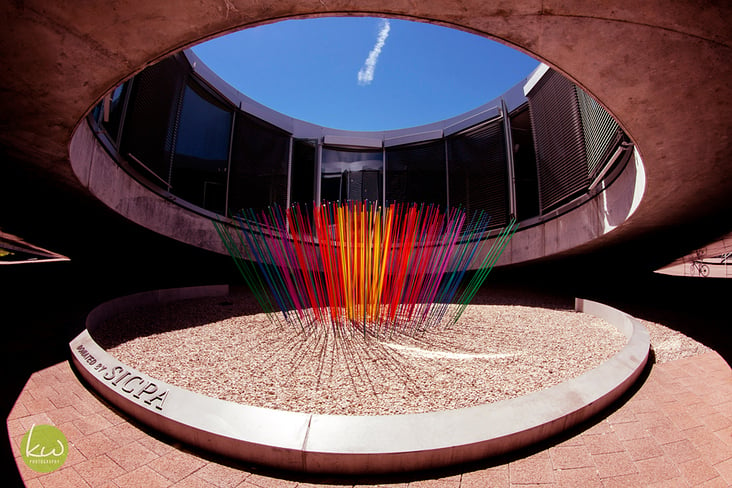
<box><xmin>69</xmin><ymin>285</ymin><xmax>649</xmax><ymax>474</ymax></box>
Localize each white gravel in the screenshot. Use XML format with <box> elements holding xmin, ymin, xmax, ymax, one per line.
<box><xmin>92</xmin><ymin>287</ymin><xmax>709</xmax><ymax>415</ymax></box>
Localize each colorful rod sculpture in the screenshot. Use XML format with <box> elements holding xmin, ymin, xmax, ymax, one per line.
<box><xmin>214</xmin><ymin>202</ymin><xmax>517</xmax><ymax>337</ymax></box>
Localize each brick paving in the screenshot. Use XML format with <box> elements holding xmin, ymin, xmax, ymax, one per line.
<box><xmin>7</xmin><ymin>351</ymin><xmax>732</xmax><ymax>487</ymax></box>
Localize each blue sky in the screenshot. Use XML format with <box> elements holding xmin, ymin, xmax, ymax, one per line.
<box><xmin>192</xmin><ymin>17</ymin><xmax>539</xmax><ymax>131</ymax></box>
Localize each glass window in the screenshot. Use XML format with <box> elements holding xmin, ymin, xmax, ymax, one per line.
<box><xmin>320</xmin><ymin>148</ymin><xmax>383</xmax><ymax>204</ymax></box>
<box><xmin>100</xmin><ymin>83</ymin><xmax>129</xmax><ymax>145</ymax></box>
<box><xmin>169</xmin><ymin>82</ymin><xmax>233</xmax><ymax>214</ymax></box>
<box><xmin>385</xmin><ymin>140</ymin><xmax>446</xmax><ymax>208</ymax></box>
<box><xmin>290</xmin><ymin>139</ymin><xmax>317</xmax><ymax>207</ymax></box>
<box><xmin>120</xmin><ymin>55</ymin><xmax>188</xmax><ymax>188</ymax></box>
<box><xmin>228</xmin><ymin>114</ymin><xmax>290</xmax><ymax>214</ymax></box>
<box><xmin>510</xmin><ymin>106</ymin><xmax>540</xmax><ymax>220</ymax></box>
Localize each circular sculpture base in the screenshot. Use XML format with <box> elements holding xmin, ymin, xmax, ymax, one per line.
<box><xmin>69</xmin><ymin>285</ymin><xmax>649</xmax><ymax>475</ymax></box>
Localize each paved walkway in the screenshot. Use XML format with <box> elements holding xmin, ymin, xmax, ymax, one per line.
<box><xmin>7</xmin><ymin>351</ymin><xmax>732</xmax><ymax>487</ymax></box>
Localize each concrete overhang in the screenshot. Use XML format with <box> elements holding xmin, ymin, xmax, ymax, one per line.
<box><xmin>1</xmin><ymin>1</ymin><xmax>731</xmax><ymax>266</ymax></box>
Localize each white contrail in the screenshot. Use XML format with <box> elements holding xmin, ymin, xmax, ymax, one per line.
<box><xmin>357</xmin><ymin>19</ymin><xmax>391</xmax><ymax>86</ymax></box>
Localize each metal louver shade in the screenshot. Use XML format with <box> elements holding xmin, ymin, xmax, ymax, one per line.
<box><xmin>447</xmin><ymin>119</ymin><xmax>508</xmax><ymax>227</ymax></box>
<box><xmin>527</xmin><ymin>70</ymin><xmax>588</xmax><ymax>213</ymax></box>
<box><xmin>576</xmin><ymin>87</ymin><xmax>623</xmax><ymax>179</ymax></box>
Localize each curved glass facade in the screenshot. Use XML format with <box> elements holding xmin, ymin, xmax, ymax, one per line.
<box><xmin>89</xmin><ymin>51</ymin><xmax>631</xmax><ymax>232</ymax></box>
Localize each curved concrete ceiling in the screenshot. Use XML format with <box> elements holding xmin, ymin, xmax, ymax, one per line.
<box><xmin>2</xmin><ymin>1</ymin><xmax>731</xmax><ymax>268</ymax></box>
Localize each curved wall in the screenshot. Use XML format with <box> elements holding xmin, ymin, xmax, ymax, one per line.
<box><xmin>4</xmin><ymin>2</ymin><xmax>730</xmax><ymax>269</ymax></box>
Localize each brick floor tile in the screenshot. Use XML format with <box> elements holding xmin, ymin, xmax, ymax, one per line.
<box><xmin>47</xmin><ymin>390</ymin><xmax>77</xmax><ymax>409</ymax></box>
<box><xmin>69</xmin><ymin>394</ymin><xmax>101</xmax><ymax>417</ymax></box>
<box><xmin>115</xmin><ymin>465</ymin><xmax>173</xmax><ymax>488</ymax></box>
<box><xmin>72</xmin><ymin>413</ymin><xmax>115</xmax><ymax>436</ymax></box>
<box><xmin>46</xmin><ymin>405</ymin><xmax>84</xmax><ymax>425</ymax></box>
<box><xmin>610</xmin><ymin>421</ymin><xmax>648</xmax><ymax>441</ymax></box>
<box><xmin>556</xmin><ymin>434</ymin><xmax>586</xmax><ymax>448</ymax></box>
<box><xmin>74</xmin><ymin>430</ymin><xmax>122</xmax><ymax>460</ymax></box>
<box><xmin>621</xmin><ymin>436</ymin><xmax>664</xmax><ymax>461</ymax></box>
<box><xmin>459</xmin><ymin>465</ymin><xmax>508</xmax><ymax>487</ymax></box>
<box><xmin>7</xmin><ymin>418</ymin><xmax>26</xmax><ymax>444</ymax></box>
<box><xmin>634</xmin><ymin>455</ymin><xmax>681</xmax><ymax>485</ymax></box>
<box><xmin>714</xmin><ymin>425</ymin><xmax>732</xmax><ymax>446</ymax></box>
<box><xmin>75</xmin><ymin>455</ymin><xmax>126</xmax><ymax>487</ymax></box>
<box><xmin>14</xmin><ymin>456</ymin><xmax>45</xmax><ymax>481</ymax></box>
<box><xmin>684</xmin><ymin>425</ymin><xmax>722</xmax><ymax>448</ymax></box>
<box><xmin>102</xmin><ymin>421</ymin><xmax>147</xmax><ymax>446</ymax></box>
<box><xmin>659</xmin><ymin>400</ymin><xmax>689</xmax><ymax>417</ymax></box>
<box><xmin>98</xmin><ymin>406</ymin><xmax>128</xmax><ymax>426</ymax></box>
<box><xmin>629</xmin><ymin>398</ymin><xmax>660</xmax><ymax>415</ymax></box>
<box><xmin>18</xmin><ymin>412</ymin><xmax>55</xmax><ymax>432</ymax></box>
<box><xmin>696</xmin><ymin>437</ymin><xmax>732</xmax><ymax>465</ymax></box>
<box><xmin>239</xmin><ymin>473</ymin><xmax>298</xmax><ymax>487</ymax></box>
<box><xmin>714</xmin><ymin>456</ymin><xmax>732</xmax><ymax>485</ymax></box>
<box><xmin>509</xmin><ymin>451</ymin><xmax>555</xmax><ymax>484</ymax></box>
<box><xmin>550</xmin><ymin>446</ymin><xmax>595</xmax><ymax>469</ymax></box>
<box><xmin>554</xmin><ymin>466</ymin><xmax>602</xmax><ymax>487</ymax></box>
<box><xmin>661</xmin><ymin>438</ymin><xmax>701</xmax><ymax>464</ymax></box>
<box><xmin>645</xmin><ymin>477</ymin><xmax>687</xmax><ymax>487</ymax></box>
<box><xmin>107</xmin><ymin>440</ymin><xmax>161</xmax><ymax>471</ymax></box>
<box><xmin>24</xmin><ymin>479</ymin><xmax>44</xmax><ymax>488</ymax></box>
<box><xmin>149</xmin><ymin>449</ymin><xmax>207</xmax><ymax>483</ymax></box>
<box><xmin>591</xmin><ymin>451</ymin><xmax>637</xmax><ymax>479</ymax></box>
<box><xmin>689</xmin><ymin>403</ymin><xmax>722</xmax><ymax>419</ymax></box>
<box><xmin>193</xmin><ymin>462</ymin><xmax>249</xmax><ymax>488</ymax></box>
<box><xmin>8</xmin><ymin>400</ymin><xmax>30</xmax><ymax>420</ymax></box>
<box><xmin>56</xmin><ymin>420</ymin><xmax>85</xmax><ymax>445</ymax></box>
<box><xmin>405</xmin><ymin>479</ymin><xmax>461</xmax><ymax>487</ymax></box>
<box><xmin>670</xmin><ymin>412</ymin><xmax>705</xmax><ymax>431</ymax></box>
<box><xmin>173</xmin><ymin>474</ymin><xmax>218</xmax><ymax>487</ymax></box>
<box><xmin>607</xmin><ymin>407</ymin><xmax>638</xmax><ymax>425</ymax></box>
<box><xmin>38</xmin><ymin>466</ymin><xmax>92</xmax><ymax>488</ymax></box>
<box><xmin>697</xmin><ymin>476</ymin><xmax>729</xmax><ymax>487</ymax></box>
<box><xmin>62</xmin><ymin>443</ymin><xmax>89</xmax><ymax>468</ymax></box>
<box><xmin>598</xmin><ymin>472</ymin><xmax>644</xmax><ymax>487</ymax></box>
<box><xmin>583</xmin><ymin>420</ymin><xmax>612</xmax><ymax>436</ymax></box>
<box><xmin>678</xmin><ymin>458</ymin><xmax>721</xmax><ymax>485</ymax></box>
<box><xmin>648</xmin><ymin>423</ymin><xmax>685</xmax><ymax>445</ymax></box>
<box><xmin>27</xmin><ymin>383</ymin><xmax>59</xmax><ymax>402</ymax></box>
<box><xmin>702</xmin><ymin>413</ymin><xmax>732</xmax><ymax>432</ymax></box>
<box><xmin>582</xmin><ymin>433</ymin><xmax>625</xmax><ymax>455</ymax></box>
<box><xmin>636</xmin><ymin>411</ymin><xmax>674</xmax><ymax>430</ymax></box>
<box><xmin>136</xmin><ymin>434</ymin><xmax>176</xmax><ymax>456</ymax></box>
<box><xmin>714</xmin><ymin>401</ymin><xmax>732</xmax><ymax>418</ymax></box>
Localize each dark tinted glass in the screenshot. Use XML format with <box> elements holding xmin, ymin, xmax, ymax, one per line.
<box><xmin>385</xmin><ymin>140</ymin><xmax>446</xmax><ymax>207</ymax></box>
<box><xmin>229</xmin><ymin>113</ymin><xmax>290</xmax><ymax>214</ymax></box>
<box><xmin>510</xmin><ymin>106</ymin><xmax>540</xmax><ymax>220</ymax></box>
<box><xmin>96</xmin><ymin>82</ymin><xmax>129</xmax><ymax>145</ymax></box>
<box><xmin>290</xmin><ymin>139</ymin><xmax>317</xmax><ymax>207</ymax></box>
<box><xmin>320</xmin><ymin>148</ymin><xmax>382</xmax><ymax>204</ymax></box>
<box><xmin>170</xmin><ymin>82</ymin><xmax>232</xmax><ymax>214</ymax></box>
<box><xmin>120</xmin><ymin>55</ymin><xmax>188</xmax><ymax>187</ymax></box>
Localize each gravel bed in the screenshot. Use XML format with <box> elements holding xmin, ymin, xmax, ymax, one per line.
<box><xmin>92</xmin><ymin>287</ymin><xmax>707</xmax><ymax>415</ymax></box>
